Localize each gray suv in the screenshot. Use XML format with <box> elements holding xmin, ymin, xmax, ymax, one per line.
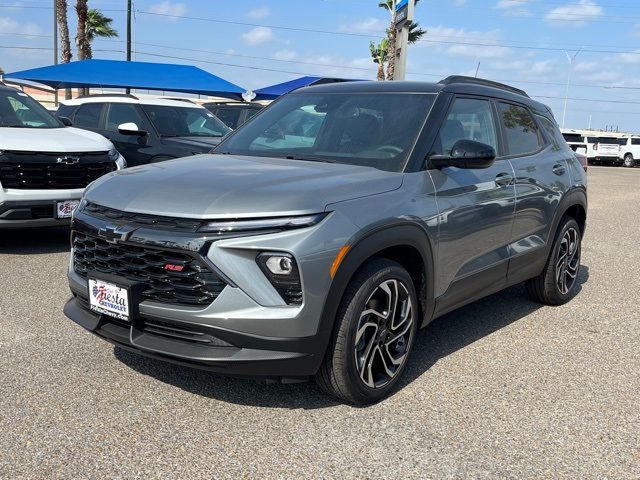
<box><xmin>64</xmin><ymin>77</ymin><xmax>587</xmax><ymax>404</ymax></box>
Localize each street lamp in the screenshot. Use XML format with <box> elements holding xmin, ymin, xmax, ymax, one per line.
<box><xmin>562</xmin><ymin>48</ymin><xmax>582</xmax><ymax>128</ymax></box>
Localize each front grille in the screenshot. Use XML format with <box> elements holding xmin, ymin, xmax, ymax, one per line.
<box><xmin>73</xmin><ymin>232</ymin><xmax>226</xmax><ymax>307</ymax></box>
<box><xmin>0</xmin><ymin>151</ymin><xmax>116</xmax><ymax>190</ymax></box>
<box><xmin>83</xmin><ymin>202</ymin><xmax>202</xmax><ymax>232</ymax></box>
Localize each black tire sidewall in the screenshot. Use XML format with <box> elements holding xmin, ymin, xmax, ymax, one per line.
<box><xmin>339</xmin><ymin>262</ymin><xmax>418</xmax><ymax>403</ymax></box>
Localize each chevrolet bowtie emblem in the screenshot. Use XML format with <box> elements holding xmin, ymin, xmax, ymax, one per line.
<box><xmin>56</xmin><ymin>156</ymin><xmax>81</xmax><ymax>165</ymax></box>
<box><xmin>98</xmin><ymin>224</ymin><xmax>136</xmax><ymax>244</ymax></box>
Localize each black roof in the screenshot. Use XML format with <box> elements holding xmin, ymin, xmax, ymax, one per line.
<box><xmin>295</xmin><ymin>76</ymin><xmax>550</xmax><ymax>115</ymax></box>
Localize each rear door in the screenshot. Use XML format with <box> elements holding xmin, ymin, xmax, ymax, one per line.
<box><xmin>597</xmin><ymin>136</ymin><xmax>621</xmax><ymax>158</ymax></box>
<box><xmin>500</xmin><ymin>103</ymin><xmax>572</xmax><ymax>281</ymax></box>
<box><xmin>428</xmin><ymin>96</ymin><xmax>516</xmax><ymax>306</ymax></box>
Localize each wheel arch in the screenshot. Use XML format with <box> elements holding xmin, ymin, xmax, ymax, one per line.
<box><xmin>314</xmin><ymin>220</ymin><xmax>436</xmax><ymax>361</ymax></box>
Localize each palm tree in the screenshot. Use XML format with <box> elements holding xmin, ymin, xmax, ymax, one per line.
<box><xmin>369</xmin><ymin>38</ymin><xmax>389</xmax><ymax>81</ymax></box>
<box><xmin>75</xmin><ymin>0</ymin><xmax>91</xmax><ymax>60</ymax></box>
<box><xmin>56</xmin><ymin>0</ymin><xmax>72</xmax><ymax>98</ymax></box>
<box><xmin>86</xmin><ymin>9</ymin><xmax>118</xmax><ymax>51</ymax></box>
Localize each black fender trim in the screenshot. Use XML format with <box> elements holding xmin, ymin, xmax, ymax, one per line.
<box><xmin>311</xmin><ymin>220</ymin><xmax>437</xmax><ymax>367</ymax></box>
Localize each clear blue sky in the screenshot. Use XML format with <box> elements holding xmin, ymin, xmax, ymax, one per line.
<box><xmin>2</xmin><ymin>0</ymin><xmax>640</xmax><ymax>131</ymax></box>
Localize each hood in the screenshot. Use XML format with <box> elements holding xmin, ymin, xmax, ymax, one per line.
<box><xmin>1</xmin><ymin>126</ymin><xmax>113</xmax><ymax>152</ymax></box>
<box><xmin>161</xmin><ymin>136</ymin><xmax>222</xmax><ymax>152</ymax></box>
<box><xmin>85</xmin><ymin>154</ymin><xmax>403</xmax><ymax>218</ymax></box>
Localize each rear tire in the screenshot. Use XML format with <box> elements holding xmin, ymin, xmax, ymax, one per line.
<box><xmin>526</xmin><ymin>217</ymin><xmax>582</xmax><ymax>306</ymax></box>
<box><xmin>315</xmin><ymin>259</ymin><xmax>418</xmax><ymax>405</ymax></box>
<box><xmin>624</xmin><ymin>154</ymin><xmax>635</xmax><ymax>168</ymax></box>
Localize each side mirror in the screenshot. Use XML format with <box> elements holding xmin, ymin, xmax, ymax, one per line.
<box><xmin>429</xmin><ymin>139</ymin><xmax>496</xmax><ymax>169</ymax></box>
<box><xmin>59</xmin><ymin>116</ymin><xmax>72</xmax><ymax>127</ymax></box>
<box><xmin>118</xmin><ymin>122</ymin><xmax>147</xmax><ymax>136</ymax></box>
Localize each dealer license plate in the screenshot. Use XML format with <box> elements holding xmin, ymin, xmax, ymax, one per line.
<box><xmin>88</xmin><ymin>278</ymin><xmax>130</xmax><ymax>321</ymax></box>
<box><xmin>56</xmin><ymin>200</ymin><xmax>80</xmax><ymax>219</ymax></box>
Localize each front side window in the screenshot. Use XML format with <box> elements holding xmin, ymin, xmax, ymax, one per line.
<box><xmin>213</xmin><ymin>108</ymin><xmax>242</xmax><ymax>129</ymax></box>
<box><xmin>498</xmin><ymin>103</ymin><xmax>542</xmax><ymax>156</ymax></box>
<box><xmin>432</xmin><ymin>97</ymin><xmax>498</xmax><ymax>156</ymax></box>
<box><xmin>74</xmin><ymin>103</ymin><xmax>103</xmax><ymax>129</ymax></box>
<box><xmin>0</xmin><ymin>90</ymin><xmax>63</xmax><ymax>128</ymax></box>
<box><xmin>218</xmin><ymin>92</ymin><xmax>436</xmax><ymax>172</ymax></box>
<box><xmin>105</xmin><ymin>103</ymin><xmax>146</xmax><ymax>132</ymax></box>
<box><xmin>142</xmin><ymin>105</ymin><xmax>231</xmax><ymax>137</ymax></box>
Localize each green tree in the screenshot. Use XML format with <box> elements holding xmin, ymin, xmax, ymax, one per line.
<box><xmin>86</xmin><ymin>9</ymin><xmax>118</xmax><ymax>48</ymax></box>
<box><xmin>369</xmin><ymin>38</ymin><xmax>389</xmax><ymax>81</ymax></box>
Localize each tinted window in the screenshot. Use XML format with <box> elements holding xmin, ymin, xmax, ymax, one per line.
<box><xmin>219</xmin><ymin>92</ymin><xmax>435</xmax><ymax>172</ymax></box>
<box><xmin>562</xmin><ymin>133</ymin><xmax>584</xmax><ymax>143</ymax></box>
<box><xmin>587</xmin><ymin>137</ymin><xmax>598</xmax><ymax>143</ymax></box>
<box><xmin>498</xmin><ymin>103</ymin><xmax>541</xmax><ymax>155</ymax></box>
<box><xmin>632</xmin><ymin>138</ymin><xmax>640</xmax><ymax>146</ymax></box>
<box><xmin>73</xmin><ymin>103</ymin><xmax>102</xmax><ymax>129</ymax></box>
<box><xmin>55</xmin><ymin>104</ymin><xmax>75</xmax><ymax>120</ymax></box>
<box><xmin>598</xmin><ymin>137</ymin><xmax>618</xmax><ymax>145</ymax></box>
<box><xmin>142</xmin><ymin>105</ymin><xmax>231</xmax><ymax>137</ymax></box>
<box><xmin>213</xmin><ymin>108</ymin><xmax>242</xmax><ymax>129</ymax></box>
<box><xmin>537</xmin><ymin>115</ymin><xmax>565</xmax><ymax>151</ymax></box>
<box><xmin>432</xmin><ymin>97</ymin><xmax>497</xmax><ymax>156</ymax></box>
<box><xmin>618</xmin><ymin>138</ymin><xmax>628</xmax><ymax>146</ymax></box>
<box><xmin>105</xmin><ymin>103</ymin><xmax>145</xmax><ymax>132</ymax></box>
<box><xmin>0</xmin><ymin>90</ymin><xmax>62</xmax><ymax>128</ymax></box>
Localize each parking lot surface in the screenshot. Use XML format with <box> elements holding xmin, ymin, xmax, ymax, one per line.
<box><xmin>0</xmin><ymin>166</ymin><xmax>638</xmax><ymax>479</ymax></box>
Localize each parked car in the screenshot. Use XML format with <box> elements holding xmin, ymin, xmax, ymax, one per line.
<box><xmin>617</xmin><ymin>136</ymin><xmax>640</xmax><ymax>167</ymax></box>
<box><xmin>64</xmin><ymin>77</ymin><xmax>587</xmax><ymax>404</ymax></box>
<box><xmin>57</xmin><ymin>94</ymin><xmax>231</xmax><ymax>167</ymax></box>
<box><xmin>561</xmin><ymin>129</ymin><xmax>587</xmax><ymax>156</ymax></box>
<box><xmin>584</xmin><ymin>135</ymin><xmax>621</xmax><ymax>166</ymax></box>
<box><xmin>203</xmin><ymin>101</ymin><xmax>263</xmax><ymax>129</ymax></box>
<box><xmin>0</xmin><ymin>84</ymin><xmax>125</xmax><ymax>228</ymax></box>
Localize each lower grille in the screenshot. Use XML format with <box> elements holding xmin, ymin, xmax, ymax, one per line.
<box><xmin>0</xmin><ymin>151</ymin><xmax>115</xmax><ymax>190</ymax></box>
<box><xmin>143</xmin><ymin>320</ymin><xmax>234</xmax><ymax>347</ymax></box>
<box><xmin>73</xmin><ymin>232</ymin><xmax>226</xmax><ymax>307</ymax></box>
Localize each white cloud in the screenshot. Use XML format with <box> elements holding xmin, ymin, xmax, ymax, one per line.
<box><xmin>241</xmin><ymin>26</ymin><xmax>275</xmax><ymax>46</ymax></box>
<box><xmin>246</xmin><ymin>6</ymin><xmax>270</xmax><ymax>19</ymax></box>
<box><xmin>341</xmin><ymin>17</ymin><xmax>387</xmax><ymax>34</ymax></box>
<box><xmin>421</xmin><ymin>26</ymin><xmax>509</xmax><ymax>59</ymax></box>
<box><xmin>0</xmin><ymin>16</ymin><xmax>43</xmax><ymax>37</ymax></box>
<box><xmin>494</xmin><ymin>0</ymin><xmax>533</xmax><ymax>16</ymax></box>
<box><xmin>148</xmin><ymin>1</ymin><xmax>186</xmax><ymax>19</ymax></box>
<box><xmin>616</xmin><ymin>49</ymin><xmax>640</xmax><ymax>64</ymax></box>
<box><xmin>273</xmin><ymin>49</ymin><xmax>297</xmax><ymax>61</ymax></box>
<box><xmin>545</xmin><ymin>0</ymin><xmax>603</xmax><ymax>27</ymax></box>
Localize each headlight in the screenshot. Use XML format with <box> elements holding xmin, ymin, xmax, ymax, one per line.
<box><xmin>256</xmin><ymin>252</ymin><xmax>302</xmax><ymax>305</ymax></box>
<box><xmin>108</xmin><ymin>147</ymin><xmax>127</xmax><ymax>169</ymax></box>
<box><xmin>197</xmin><ymin>213</ymin><xmax>327</xmax><ymax>234</ymax></box>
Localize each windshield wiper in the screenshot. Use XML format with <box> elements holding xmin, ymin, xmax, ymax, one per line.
<box><xmin>284</xmin><ymin>155</ymin><xmax>337</xmax><ymax>163</ymax></box>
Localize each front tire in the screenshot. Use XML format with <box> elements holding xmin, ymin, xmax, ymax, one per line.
<box><xmin>316</xmin><ymin>259</ymin><xmax>418</xmax><ymax>405</ymax></box>
<box><xmin>526</xmin><ymin>217</ymin><xmax>582</xmax><ymax>305</ymax></box>
<box><xmin>624</xmin><ymin>154</ymin><xmax>635</xmax><ymax>168</ymax></box>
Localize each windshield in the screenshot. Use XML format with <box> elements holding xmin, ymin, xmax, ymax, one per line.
<box><xmin>217</xmin><ymin>92</ymin><xmax>436</xmax><ymax>172</ymax></box>
<box><xmin>0</xmin><ymin>89</ymin><xmax>63</xmax><ymax>128</ymax></box>
<box><xmin>142</xmin><ymin>104</ymin><xmax>232</xmax><ymax>137</ymax></box>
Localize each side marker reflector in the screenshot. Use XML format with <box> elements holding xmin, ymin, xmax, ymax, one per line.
<box><xmin>330</xmin><ymin>245</ymin><xmax>350</xmax><ymax>279</ymax></box>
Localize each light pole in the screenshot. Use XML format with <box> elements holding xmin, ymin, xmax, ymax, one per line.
<box><xmin>562</xmin><ymin>48</ymin><xmax>582</xmax><ymax>128</ymax></box>
<box><xmin>53</xmin><ymin>0</ymin><xmax>58</xmax><ymax>105</ymax></box>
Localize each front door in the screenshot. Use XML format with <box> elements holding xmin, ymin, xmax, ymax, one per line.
<box><xmin>426</xmin><ymin>96</ymin><xmax>516</xmax><ymax>311</ymax></box>
<box><xmin>101</xmin><ymin>103</ymin><xmax>155</xmax><ymax>167</ymax></box>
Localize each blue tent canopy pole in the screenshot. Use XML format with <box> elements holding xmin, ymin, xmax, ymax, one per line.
<box><xmin>5</xmin><ymin>59</ymin><xmax>246</xmax><ymax>100</ymax></box>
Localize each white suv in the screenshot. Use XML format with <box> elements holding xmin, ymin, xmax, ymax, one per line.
<box><xmin>618</xmin><ymin>136</ymin><xmax>640</xmax><ymax>168</ymax></box>
<box><xmin>0</xmin><ymin>84</ymin><xmax>125</xmax><ymax>228</ymax></box>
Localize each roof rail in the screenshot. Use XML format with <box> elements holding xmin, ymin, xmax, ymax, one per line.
<box><xmin>75</xmin><ymin>93</ymin><xmax>139</xmax><ymax>100</ymax></box>
<box><xmin>438</xmin><ymin>75</ymin><xmax>529</xmax><ymax>98</ymax></box>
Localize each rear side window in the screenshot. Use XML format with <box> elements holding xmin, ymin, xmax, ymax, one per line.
<box><xmin>632</xmin><ymin>138</ymin><xmax>640</xmax><ymax>146</ymax></box>
<box><xmin>562</xmin><ymin>133</ymin><xmax>584</xmax><ymax>143</ymax></box>
<box><xmin>105</xmin><ymin>103</ymin><xmax>145</xmax><ymax>132</ymax></box>
<box><xmin>537</xmin><ymin>115</ymin><xmax>565</xmax><ymax>151</ymax></box>
<box><xmin>432</xmin><ymin>97</ymin><xmax>498</xmax><ymax>156</ymax></box>
<box><xmin>587</xmin><ymin>137</ymin><xmax>598</xmax><ymax>143</ymax></box>
<box><xmin>214</xmin><ymin>108</ymin><xmax>242</xmax><ymax>129</ymax></box>
<box><xmin>498</xmin><ymin>103</ymin><xmax>542</xmax><ymax>156</ymax></box>
<box><xmin>73</xmin><ymin>103</ymin><xmax>102</xmax><ymax>129</ymax></box>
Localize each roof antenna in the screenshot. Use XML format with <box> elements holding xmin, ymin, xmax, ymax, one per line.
<box><xmin>475</xmin><ymin>62</ymin><xmax>481</xmax><ymax>78</ymax></box>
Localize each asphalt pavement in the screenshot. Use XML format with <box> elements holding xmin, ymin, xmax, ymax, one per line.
<box><xmin>0</xmin><ymin>166</ymin><xmax>638</xmax><ymax>479</ymax></box>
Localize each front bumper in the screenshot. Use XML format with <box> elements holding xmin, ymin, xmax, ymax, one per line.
<box><xmin>64</xmin><ymin>296</ymin><xmax>321</xmax><ymax>377</ymax></box>
<box><xmin>0</xmin><ymin>188</ymin><xmax>83</xmax><ymax>228</ymax></box>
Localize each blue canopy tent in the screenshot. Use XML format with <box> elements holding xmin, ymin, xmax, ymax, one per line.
<box><xmin>5</xmin><ymin>59</ymin><xmax>246</xmax><ymax>100</ymax></box>
<box><xmin>253</xmin><ymin>76</ymin><xmax>362</xmax><ymax>101</ymax></box>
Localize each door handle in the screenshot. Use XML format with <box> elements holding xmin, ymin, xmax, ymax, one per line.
<box><xmin>495</xmin><ymin>172</ymin><xmax>513</xmax><ymax>186</ymax></box>
<box><xmin>552</xmin><ymin>163</ymin><xmax>566</xmax><ymax>175</ymax></box>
